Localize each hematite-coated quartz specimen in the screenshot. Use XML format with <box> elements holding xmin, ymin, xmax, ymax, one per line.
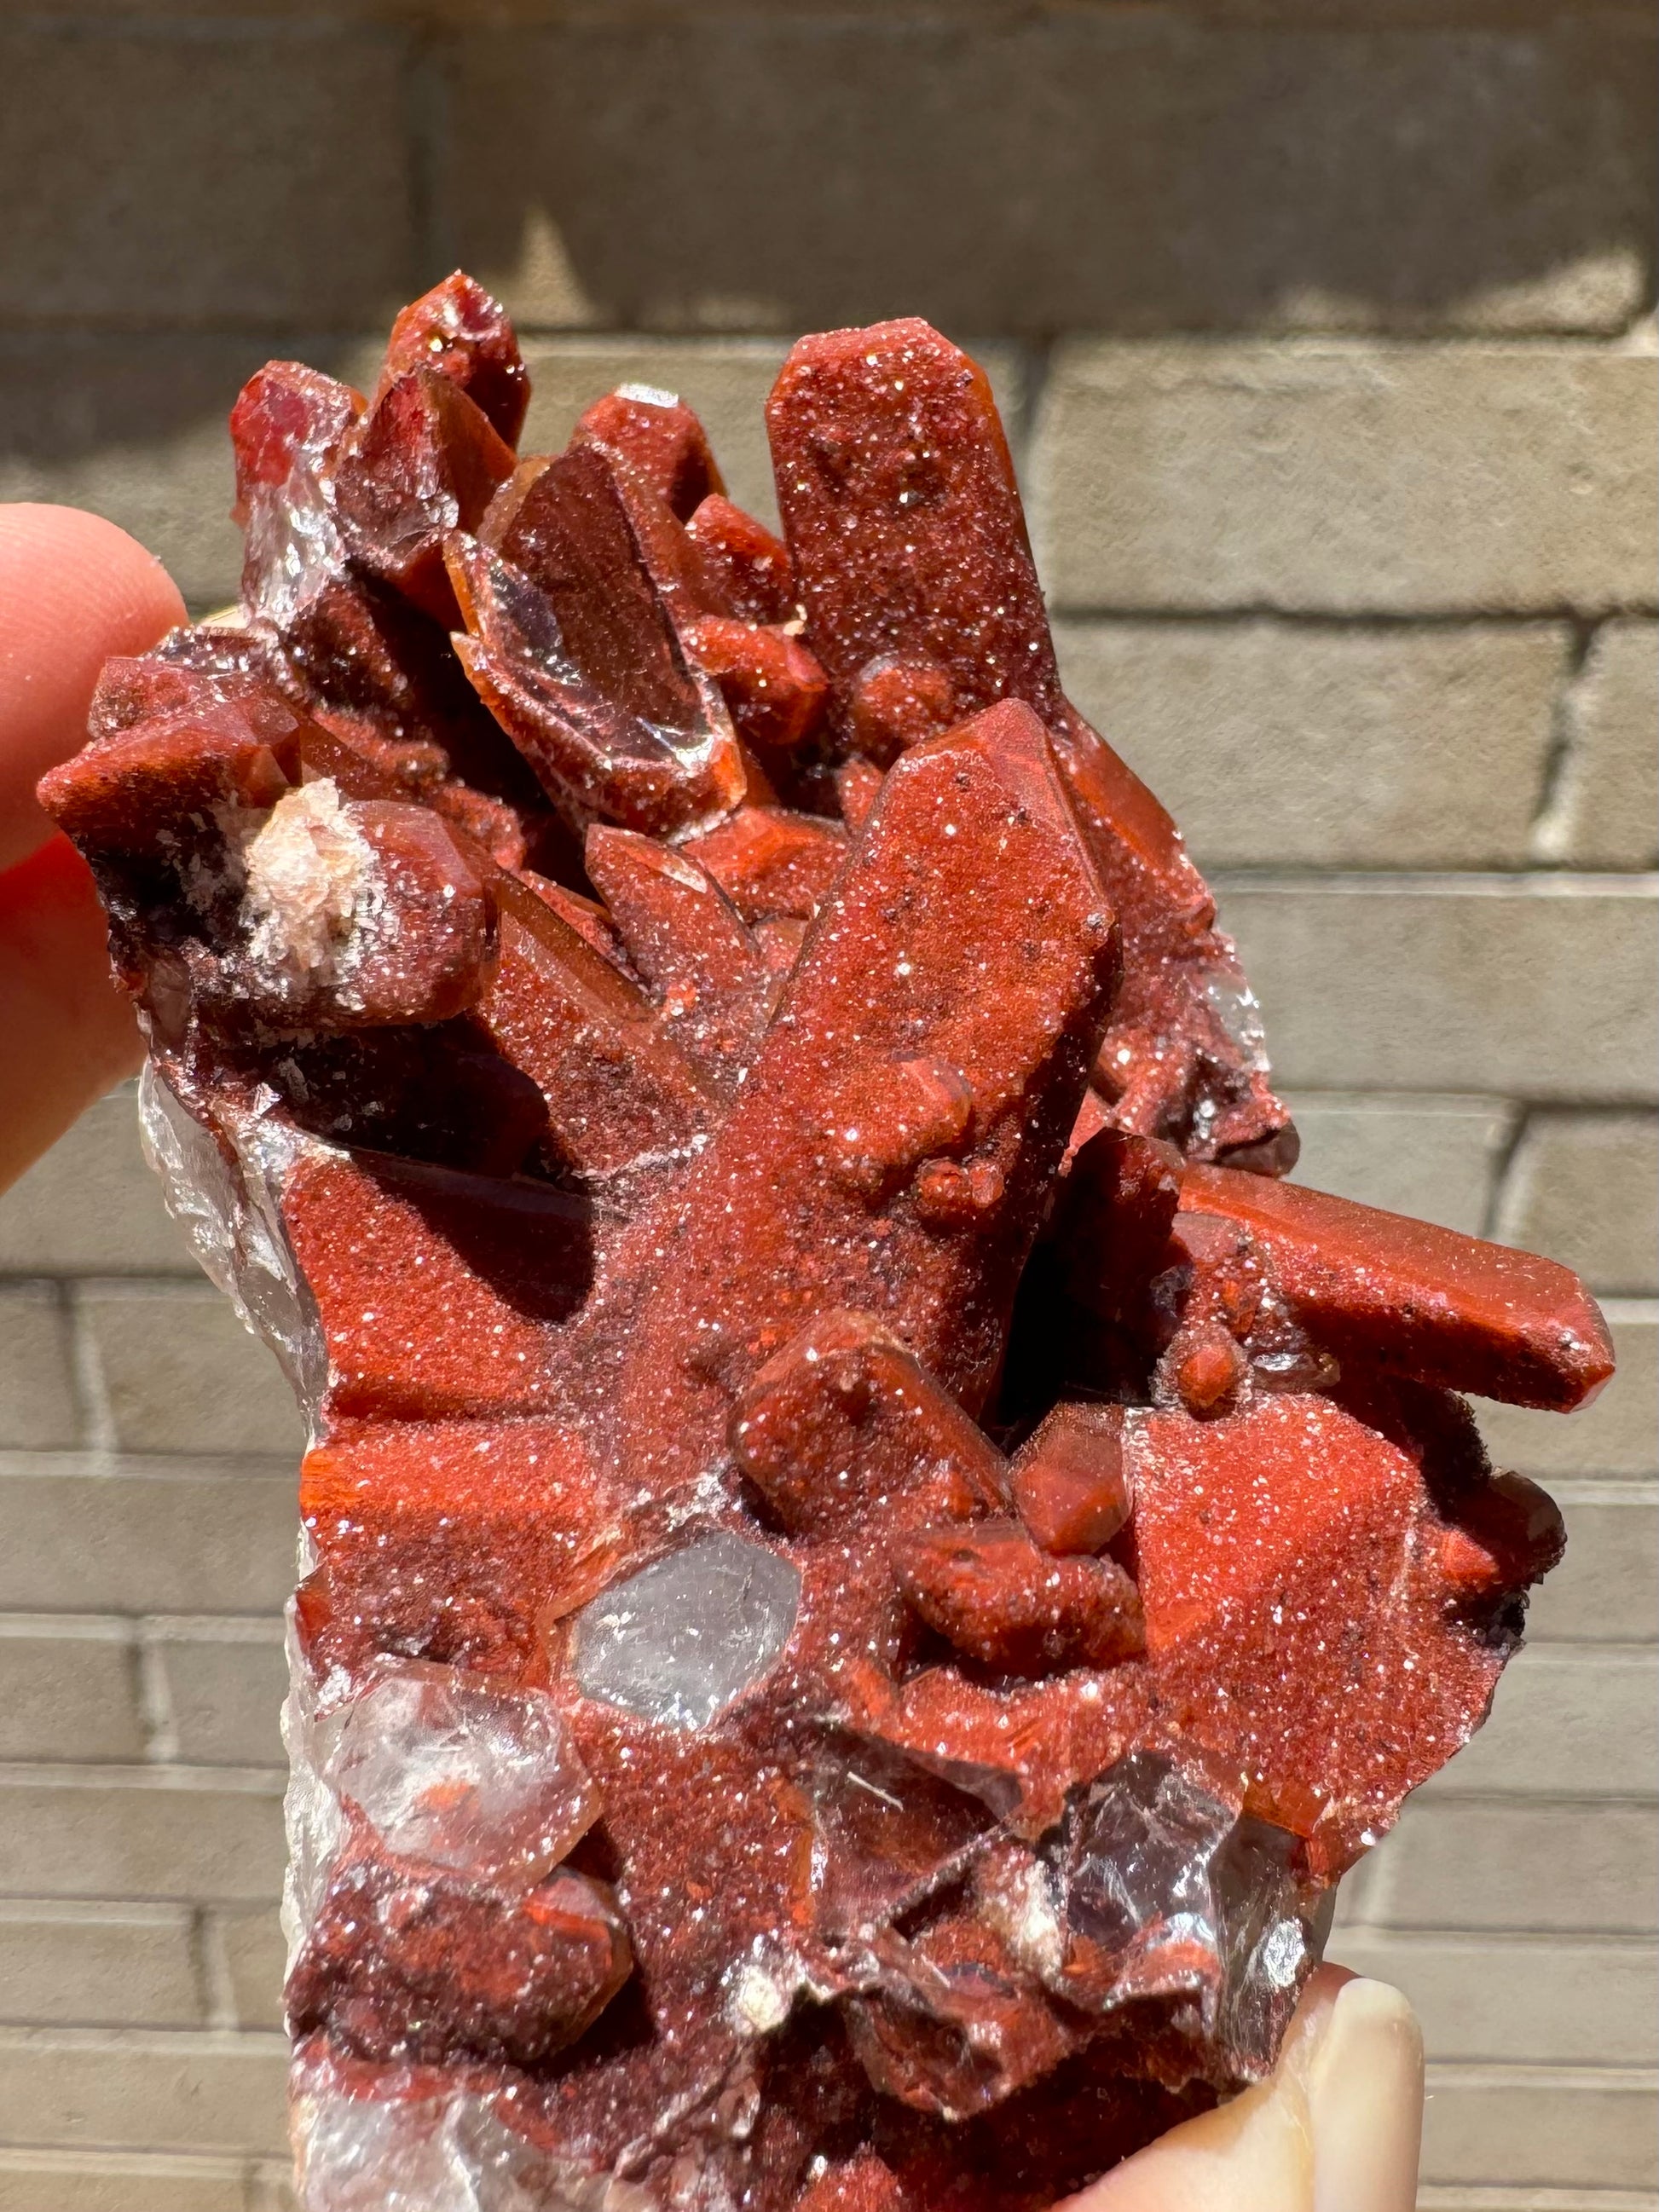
<box><xmin>40</xmin><ymin>276</ymin><xmax>1614</xmax><ymax>2212</ymax></box>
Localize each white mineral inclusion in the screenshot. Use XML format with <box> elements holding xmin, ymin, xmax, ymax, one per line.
<box><xmin>241</xmin><ymin>779</ymin><xmax>378</xmax><ymax>986</ymax></box>
<box><xmin>321</xmin><ymin>1663</ymin><xmax>598</xmax><ymax>1889</ymax></box>
<box><xmin>573</xmin><ymin>1530</ymin><xmax>801</xmax><ymax>1730</ymax></box>
<box><xmin>730</xmin><ymin>1953</ymin><xmax>796</xmax><ymax>2035</ymax></box>
<box><xmin>1257</xmin><ymin>1915</ymin><xmax>1308</xmax><ymax>1990</ymax></box>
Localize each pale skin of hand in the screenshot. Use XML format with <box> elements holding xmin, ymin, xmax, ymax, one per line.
<box><xmin>0</xmin><ymin>504</ymin><xmax>184</xmax><ymax>1190</ymax></box>
<box><xmin>0</xmin><ymin>503</ymin><xmax>1430</xmax><ymax>2205</ymax></box>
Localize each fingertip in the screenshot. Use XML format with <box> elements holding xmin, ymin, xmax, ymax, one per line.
<box><xmin>0</xmin><ymin>503</ymin><xmax>186</xmax><ymax>642</ymax></box>
<box><xmin>0</xmin><ymin>832</ymin><xmax>143</xmax><ymax>1188</ymax></box>
<box><xmin>1308</xmin><ymin>1978</ymin><xmax>1425</xmax><ymax>2212</ymax></box>
<box><xmin>0</xmin><ymin>503</ymin><xmax>188</xmax><ymax>871</ymax></box>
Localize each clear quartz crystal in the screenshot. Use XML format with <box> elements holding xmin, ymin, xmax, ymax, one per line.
<box><xmin>295</xmin><ymin>2086</ymin><xmax>655</xmax><ymax>2212</ymax></box>
<box><xmin>1051</xmin><ymin>1753</ymin><xmax>1315</xmax><ymax>2078</ymax></box>
<box><xmin>573</xmin><ymin>1529</ymin><xmax>801</xmax><ymax>1730</ymax></box>
<box><xmin>1199</xmin><ymin>967</ymin><xmax>1270</xmax><ymax>1075</ymax></box>
<box><xmin>137</xmin><ymin>1066</ymin><xmax>329</xmax><ymax>1429</ymax></box>
<box><xmin>280</xmin><ymin>1606</ymin><xmax>347</xmax><ymax>1962</ymax></box>
<box><xmin>316</xmin><ymin>1661</ymin><xmax>600</xmax><ymax>1888</ymax></box>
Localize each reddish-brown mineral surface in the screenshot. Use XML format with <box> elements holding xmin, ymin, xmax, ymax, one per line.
<box><xmin>40</xmin><ymin>277</ymin><xmax>1613</xmax><ymax>2212</ymax></box>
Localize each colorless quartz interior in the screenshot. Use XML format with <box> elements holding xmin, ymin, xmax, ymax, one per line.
<box><xmin>572</xmin><ymin>1530</ymin><xmax>801</xmax><ymax>1729</ymax></box>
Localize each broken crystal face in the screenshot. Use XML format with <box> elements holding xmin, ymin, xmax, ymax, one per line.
<box><xmin>297</xmin><ymin>2087</ymin><xmax>648</xmax><ymax>2212</ymax></box>
<box><xmin>572</xmin><ymin>1530</ymin><xmax>801</xmax><ymax>1729</ymax></box>
<box><xmin>318</xmin><ymin>1662</ymin><xmax>598</xmax><ymax>1887</ymax></box>
<box><xmin>138</xmin><ymin>1066</ymin><xmax>329</xmax><ymax>1428</ymax></box>
<box><xmin>1053</xmin><ymin>1753</ymin><xmax>1313</xmax><ymax>2076</ymax></box>
<box><xmin>1061</xmin><ymin>1753</ymin><xmax>1239</xmax><ymax>1989</ymax></box>
<box><xmin>281</xmin><ymin>1604</ymin><xmax>346</xmax><ymax>1955</ymax></box>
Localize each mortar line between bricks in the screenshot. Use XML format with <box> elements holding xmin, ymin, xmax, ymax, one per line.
<box><xmin>1527</xmin><ymin>615</ymin><xmax>1601</xmax><ymax>865</ymax></box>
<box><xmin>1419</xmin><ymin>2196</ymin><xmax>1659</xmax><ymax>2212</ymax></box>
<box><xmin>1329</xmin><ymin>1926</ymin><xmax>1659</xmax><ymax>1949</ymax></box>
<box><xmin>1420</xmin><ymin>2061</ymin><xmax>1659</xmax><ymax>2085</ymax></box>
<box><xmin>1003</xmin><ymin>333</ymin><xmax>1051</xmax><ymax>468</ymax></box>
<box><xmin>1206</xmin><ymin>867</ymin><xmax>1659</xmax><ymax>890</ymax></box>
<box><xmin>1480</xmin><ymin>1103</ymin><xmax>1532</xmax><ymax>1243</ymax></box>
<box><xmin>252</xmin><ymin>0</ymin><xmax>1659</xmax><ymax>25</ymax></box>
<box><xmin>5</xmin><ymin>316</ymin><xmax>1659</xmax><ymax>349</ymax></box>
<box><xmin>10</xmin><ymin>12</ymin><xmax>412</xmax><ymax>44</ymax></box>
<box><xmin>35</xmin><ymin>3</ymin><xmax>1659</xmax><ymax>39</ymax></box>
<box><xmin>194</xmin><ymin>1904</ymin><xmax>241</xmax><ymax>2031</ymax></box>
<box><xmin>1049</xmin><ymin>609</ymin><xmax>1645</xmax><ymax>633</ymax></box>
<box><xmin>134</xmin><ymin>1624</ymin><xmax>181</xmax><ymax>1765</ymax></box>
<box><xmin>61</xmin><ymin>1283</ymin><xmax>115</xmax><ymax>1461</ymax></box>
<box><xmin>1047</xmin><ymin>603</ymin><xmax>1659</xmax><ymax>627</ymax></box>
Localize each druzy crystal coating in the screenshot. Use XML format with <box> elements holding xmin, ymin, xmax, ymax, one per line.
<box><xmin>40</xmin><ymin>274</ymin><xmax>1613</xmax><ymax>2212</ymax></box>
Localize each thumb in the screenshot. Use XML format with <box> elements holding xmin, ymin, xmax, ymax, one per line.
<box><xmin>1062</xmin><ymin>1967</ymin><xmax>1425</xmax><ymax>2212</ymax></box>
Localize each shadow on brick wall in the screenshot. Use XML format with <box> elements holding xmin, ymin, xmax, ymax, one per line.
<box><xmin>437</xmin><ymin>15</ymin><xmax>1656</xmax><ymax>339</ymax></box>
<box><xmin>0</xmin><ymin>9</ymin><xmax>1654</xmax><ymax>476</ymax></box>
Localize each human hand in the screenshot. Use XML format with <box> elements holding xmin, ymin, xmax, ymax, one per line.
<box><xmin>1066</xmin><ymin>1965</ymin><xmax>1425</xmax><ymax>2212</ymax></box>
<box><xmin>0</xmin><ymin>503</ymin><xmax>185</xmax><ymax>1190</ymax></box>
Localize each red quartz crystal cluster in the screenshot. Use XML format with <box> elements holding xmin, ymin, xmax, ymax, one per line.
<box><xmin>40</xmin><ymin>275</ymin><xmax>1613</xmax><ymax>2212</ymax></box>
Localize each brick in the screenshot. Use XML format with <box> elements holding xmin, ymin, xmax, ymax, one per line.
<box><xmin>0</xmin><ymin>1458</ymin><xmax>297</xmax><ymax>1615</ymax></box>
<box><xmin>1525</xmin><ymin>1482</ymin><xmax>1659</xmax><ymax>1646</ymax></box>
<box><xmin>1419</xmin><ymin>2066</ymin><xmax>1657</xmax><ymax>2191</ymax></box>
<box><xmin>153</xmin><ymin>1623</ymin><xmax>286</xmax><ymax>1770</ymax></box>
<box><xmin>1033</xmin><ymin>344</ymin><xmax>1656</xmax><ymax>615</ymax></box>
<box><xmin>0</xmin><ymin>2026</ymin><xmax>287</xmax><ymax>2157</ymax></box>
<box><xmin>1328</xmin><ymin>1930</ymin><xmax>1656</xmax><ymax>2067</ymax></box>
<box><xmin>0</xmin><ymin>1290</ymin><xmax>78</xmax><ymax>1453</ymax></box>
<box><xmin>442</xmin><ymin>20</ymin><xmax>1654</xmax><ymax>338</ymax></box>
<box><xmin>1283</xmin><ymin>1091</ymin><xmax>1514</xmax><ymax>1238</ymax></box>
<box><xmin>1533</xmin><ymin>620</ymin><xmax>1659</xmax><ymax>870</ymax></box>
<box><xmin>1338</xmin><ymin>1797</ymin><xmax>1658</xmax><ymax>1935</ymax></box>
<box><xmin>0</xmin><ymin>1902</ymin><xmax>199</xmax><ymax>2030</ymax></box>
<box><xmin>0</xmin><ymin>1621</ymin><xmax>143</xmax><ymax>1763</ymax></box>
<box><xmin>0</xmin><ymin>1768</ymin><xmax>284</xmax><ymax>1905</ymax></box>
<box><xmin>0</xmin><ymin>28</ymin><xmax>409</xmax><ymax>327</ymax></box>
<box><xmin>0</xmin><ymin>1087</ymin><xmax>195</xmax><ymax>1277</ymax></box>
<box><xmin>0</xmin><ymin>2148</ymin><xmax>250</xmax><ymax>2212</ymax></box>
<box><xmin>1220</xmin><ymin>877</ymin><xmax>1657</xmax><ymax>1104</ymax></box>
<box><xmin>1478</xmin><ymin>1303</ymin><xmax>1656</xmax><ymax>1481</ymax></box>
<box><xmin>1054</xmin><ymin>621</ymin><xmax>1565</xmax><ymax>870</ymax></box>
<box><xmin>212</xmin><ymin>1908</ymin><xmax>286</xmax><ymax>2033</ymax></box>
<box><xmin>1418</xmin><ymin>1648</ymin><xmax>1656</xmax><ymax>1801</ymax></box>
<box><xmin>1495</xmin><ymin>1112</ymin><xmax>1659</xmax><ymax>1297</ymax></box>
<box><xmin>78</xmin><ymin>1285</ymin><xmax>306</xmax><ymax>1458</ymax></box>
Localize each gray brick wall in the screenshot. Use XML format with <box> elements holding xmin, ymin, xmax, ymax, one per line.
<box><xmin>0</xmin><ymin>2</ymin><xmax>1652</xmax><ymax>2203</ymax></box>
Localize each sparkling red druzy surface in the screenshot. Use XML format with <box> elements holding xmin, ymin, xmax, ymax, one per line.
<box><xmin>40</xmin><ymin>277</ymin><xmax>1610</xmax><ymax>2212</ymax></box>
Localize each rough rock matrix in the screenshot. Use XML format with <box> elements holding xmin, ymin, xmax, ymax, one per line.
<box><xmin>40</xmin><ymin>276</ymin><xmax>1613</xmax><ymax>2212</ymax></box>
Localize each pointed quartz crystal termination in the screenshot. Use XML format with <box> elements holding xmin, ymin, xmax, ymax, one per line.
<box><xmin>766</xmin><ymin>319</ymin><xmax>1295</xmax><ymax>1170</ymax></box>
<box><xmin>38</xmin><ymin>279</ymin><xmax>1615</xmax><ymax>2212</ymax></box>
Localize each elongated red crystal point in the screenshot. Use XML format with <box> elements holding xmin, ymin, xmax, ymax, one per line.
<box><xmin>38</xmin><ymin>283</ymin><xmax>1609</xmax><ymax>2212</ymax></box>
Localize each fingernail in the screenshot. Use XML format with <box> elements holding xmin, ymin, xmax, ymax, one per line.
<box><xmin>1307</xmin><ymin>1978</ymin><xmax>1425</xmax><ymax>2212</ymax></box>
